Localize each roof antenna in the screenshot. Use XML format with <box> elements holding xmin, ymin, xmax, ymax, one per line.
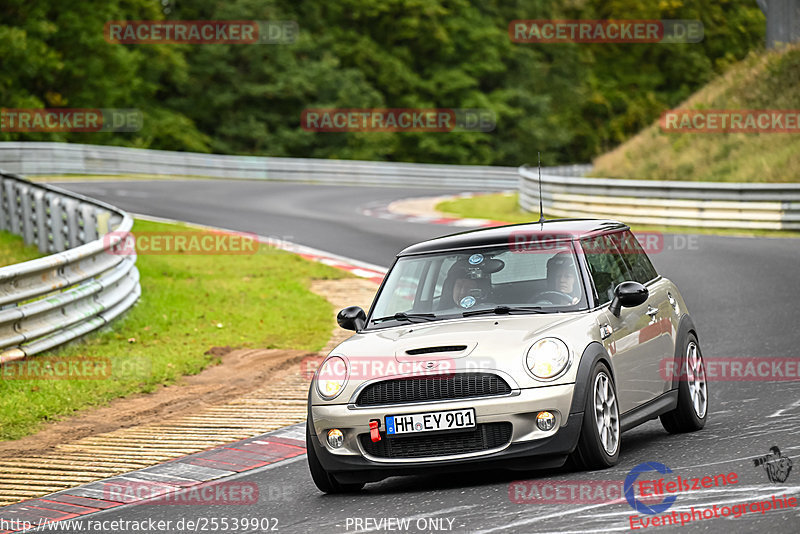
<box><xmin>537</xmin><ymin>152</ymin><xmax>545</xmax><ymax>226</ymax></box>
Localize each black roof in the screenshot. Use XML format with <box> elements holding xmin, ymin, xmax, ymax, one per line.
<box><xmin>398</xmin><ymin>218</ymin><xmax>628</xmax><ymax>256</ymax></box>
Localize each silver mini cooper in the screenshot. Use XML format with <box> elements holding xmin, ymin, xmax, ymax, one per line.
<box><xmin>307</xmin><ymin>219</ymin><xmax>708</xmax><ymax>493</ymax></box>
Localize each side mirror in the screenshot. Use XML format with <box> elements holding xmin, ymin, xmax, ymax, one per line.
<box><xmin>337</xmin><ymin>306</ymin><xmax>366</xmax><ymax>331</ymax></box>
<box><xmin>609</xmin><ymin>281</ymin><xmax>648</xmax><ymax>317</ymax></box>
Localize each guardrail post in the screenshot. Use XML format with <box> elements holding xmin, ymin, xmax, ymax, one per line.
<box><xmin>62</xmin><ymin>198</ymin><xmax>79</xmax><ymax>249</ymax></box>
<box><xmin>48</xmin><ymin>194</ymin><xmax>66</xmax><ymax>253</ymax></box>
<box><xmin>33</xmin><ymin>189</ymin><xmax>48</xmax><ymax>252</ymax></box>
<box><xmin>5</xmin><ymin>181</ymin><xmax>20</xmax><ymax>236</ymax></box>
<box><xmin>20</xmin><ymin>184</ymin><xmax>35</xmax><ymax>246</ymax></box>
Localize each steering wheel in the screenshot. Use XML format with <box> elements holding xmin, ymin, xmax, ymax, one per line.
<box><xmin>532</xmin><ymin>291</ymin><xmax>574</xmax><ymax>306</ymax></box>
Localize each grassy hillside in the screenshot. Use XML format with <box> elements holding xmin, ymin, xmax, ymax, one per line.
<box><xmin>592</xmin><ymin>44</ymin><xmax>800</xmax><ymax>182</ymax></box>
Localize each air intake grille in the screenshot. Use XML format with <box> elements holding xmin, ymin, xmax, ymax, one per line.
<box><xmin>405</xmin><ymin>345</ymin><xmax>467</xmax><ymax>355</ymax></box>
<box><xmin>355</xmin><ymin>373</ymin><xmax>511</xmax><ymax>407</ymax></box>
<box><xmin>361</xmin><ymin>422</ymin><xmax>512</xmax><ymax>459</ymax></box>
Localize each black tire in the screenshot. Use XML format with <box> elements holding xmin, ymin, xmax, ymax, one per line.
<box><xmin>660</xmin><ymin>333</ymin><xmax>708</xmax><ymax>433</ymax></box>
<box><xmin>572</xmin><ymin>362</ymin><xmax>620</xmax><ymax>470</ymax></box>
<box><xmin>306</xmin><ymin>422</ymin><xmax>365</xmax><ymax>494</ymax></box>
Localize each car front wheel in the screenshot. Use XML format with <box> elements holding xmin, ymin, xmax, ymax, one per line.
<box><xmin>572</xmin><ymin>361</ymin><xmax>620</xmax><ymax>469</ymax></box>
<box><xmin>660</xmin><ymin>333</ymin><xmax>708</xmax><ymax>433</ymax></box>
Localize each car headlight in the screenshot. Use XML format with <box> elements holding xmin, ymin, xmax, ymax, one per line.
<box><xmin>316</xmin><ymin>355</ymin><xmax>348</xmax><ymax>399</ymax></box>
<box><xmin>526</xmin><ymin>338</ymin><xmax>570</xmax><ymax>380</ymax></box>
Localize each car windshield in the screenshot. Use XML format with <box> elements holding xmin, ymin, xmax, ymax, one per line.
<box><xmin>368</xmin><ymin>243</ymin><xmax>587</xmax><ymax>327</ymax></box>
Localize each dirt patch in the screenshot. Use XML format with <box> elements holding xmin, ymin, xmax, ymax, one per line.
<box><xmin>0</xmin><ymin>348</ymin><xmax>310</xmax><ymax>459</ymax></box>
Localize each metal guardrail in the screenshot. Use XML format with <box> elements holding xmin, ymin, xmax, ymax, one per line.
<box><xmin>518</xmin><ymin>165</ymin><xmax>800</xmax><ymax>231</ymax></box>
<box><xmin>0</xmin><ymin>142</ymin><xmax>586</xmax><ymax>191</ymax></box>
<box><xmin>8</xmin><ymin>141</ymin><xmax>793</xmax><ymax>231</ymax></box>
<box><xmin>0</xmin><ymin>171</ymin><xmax>140</xmax><ymax>364</ymax></box>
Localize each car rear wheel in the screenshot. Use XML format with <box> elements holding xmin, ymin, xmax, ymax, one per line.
<box><xmin>306</xmin><ymin>422</ymin><xmax>365</xmax><ymax>494</ymax></box>
<box><xmin>660</xmin><ymin>334</ymin><xmax>708</xmax><ymax>433</ymax></box>
<box><xmin>572</xmin><ymin>362</ymin><xmax>620</xmax><ymax>469</ymax></box>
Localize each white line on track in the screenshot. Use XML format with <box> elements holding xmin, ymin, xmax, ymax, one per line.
<box><xmin>768</xmin><ymin>398</ymin><xmax>800</xmax><ymax>418</ymax></box>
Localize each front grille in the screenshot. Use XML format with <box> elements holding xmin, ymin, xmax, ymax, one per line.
<box><xmin>355</xmin><ymin>373</ymin><xmax>512</xmax><ymax>407</ymax></box>
<box><xmin>360</xmin><ymin>422</ymin><xmax>512</xmax><ymax>459</ymax></box>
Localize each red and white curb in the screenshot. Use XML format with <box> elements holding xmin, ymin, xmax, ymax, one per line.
<box><xmin>361</xmin><ymin>192</ymin><xmax>512</xmax><ymax>229</ymax></box>
<box><xmin>0</xmin><ymin>425</ymin><xmax>307</xmax><ymax>533</ymax></box>
<box><xmin>131</xmin><ymin>214</ymin><xmax>387</xmax><ymax>285</ymax></box>
<box><xmin>275</xmin><ymin>240</ymin><xmax>386</xmax><ymax>285</ymax></box>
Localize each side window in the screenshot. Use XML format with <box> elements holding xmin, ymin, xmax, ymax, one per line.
<box><xmin>580</xmin><ymin>235</ymin><xmax>631</xmax><ymax>305</ymax></box>
<box><xmin>613</xmin><ymin>231</ymin><xmax>658</xmax><ymax>284</ymax></box>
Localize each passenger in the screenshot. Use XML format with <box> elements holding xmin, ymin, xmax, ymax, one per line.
<box><xmin>546</xmin><ymin>252</ymin><xmax>581</xmax><ymax>304</ymax></box>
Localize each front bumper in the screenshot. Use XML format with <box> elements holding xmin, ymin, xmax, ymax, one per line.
<box><xmin>309</xmin><ymin>383</ymin><xmax>582</xmax><ymax>482</ymax></box>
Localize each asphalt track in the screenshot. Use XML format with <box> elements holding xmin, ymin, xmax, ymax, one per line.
<box><xmin>46</xmin><ymin>179</ymin><xmax>800</xmax><ymax>533</ymax></box>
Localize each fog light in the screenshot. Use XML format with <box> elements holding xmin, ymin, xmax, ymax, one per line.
<box><xmin>536</xmin><ymin>411</ymin><xmax>556</xmax><ymax>431</ymax></box>
<box><xmin>327</xmin><ymin>429</ymin><xmax>344</xmax><ymax>449</ymax></box>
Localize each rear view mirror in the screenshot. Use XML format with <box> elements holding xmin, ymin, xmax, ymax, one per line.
<box><xmin>609</xmin><ymin>281</ymin><xmax>648</xmax><ymax>317</ymax></box>
<box><xmin>337</xmin><ymin>306</ymin><xmax>366</xmax><ymax>331</ymax></box>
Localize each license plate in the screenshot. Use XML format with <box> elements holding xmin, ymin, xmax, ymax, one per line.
<box><xmin>385</xmin><ymin>408</ymin><xmax>476</xmax><ymax>436</ymax></box>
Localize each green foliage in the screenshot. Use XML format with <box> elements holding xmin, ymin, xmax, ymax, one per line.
<box><xmin>1</xmin><ymin>0</ymin><xmax>765</xmax><ymax>165</ymax></box>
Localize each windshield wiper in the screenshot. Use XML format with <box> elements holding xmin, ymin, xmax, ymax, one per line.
<box><xmin>462</xmin><ymin>305</ymin><xmax>546</xmax><ymax>317</ymax></box>
<box><xmin>371</xmin><ymin>312</ymin><xmax>437</xmax><ymax>324</ymax></box>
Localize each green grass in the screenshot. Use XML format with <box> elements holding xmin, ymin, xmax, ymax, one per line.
<box><xmin>0</xmin><ymin>219</ymin><xmax>347</xmax><ymax>440</ymax></box>
<box><xmin>438</xmin><ymin>193</ymin><xmax>536</xmax><ymax>224</ymax></box>
<box><xmin>0</xmin><ymin>231</ymin><xmax>45</xmax><ymax>267</ymax></box>
<box><xmin>591</xmin><ymin>44</ymin><xmax>800</xmax><ymax>182</ymax></box>
<box><xmin>436</xmin><ymin>193</ymin><xmax>800</xmax><ymax>238</ymax></box>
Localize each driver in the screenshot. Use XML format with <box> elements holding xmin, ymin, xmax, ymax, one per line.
<box><xmin>546</xmin><ymin>252</ymin><xmax>581</xmax><ymax>305</ymax></box>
